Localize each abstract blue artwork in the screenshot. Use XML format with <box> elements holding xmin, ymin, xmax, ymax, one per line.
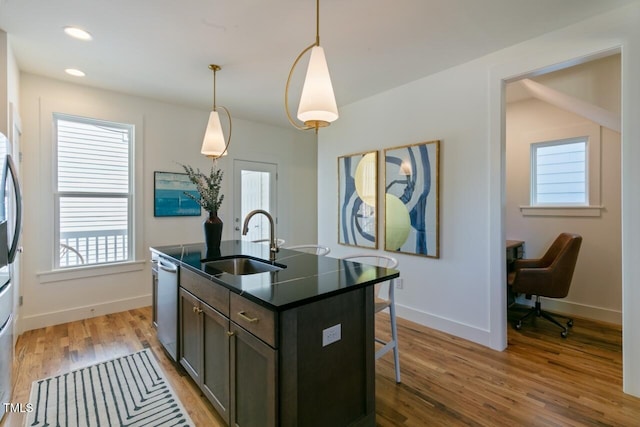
<box><xmin>338</xmin><ymin>151</ymin><xmax>378</xmax><ymax>248</ymax></box>
<box><xmin>384</xmin><ymin>140</ymin><xmax>440</xmax><ymax>258</ymax></box>
<box><xmin>154</xmin><ymin>171</ymin><xmax>201</xmax><ymax>217</ymax></box>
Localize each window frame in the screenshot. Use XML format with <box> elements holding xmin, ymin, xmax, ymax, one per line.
<box><xmin>530</xmin><ymin>136</ymin><xmax>588</xmax><ymax>207</ymax></box>
<box><xmin>520</xmin><ymin>122</ymin><xmax>603</xmax><ymax>217</ymax></box>
<box><xmin>52</xmin><ymin>113</ymin><xmax>135</xmax><ymax>269</ymax></box>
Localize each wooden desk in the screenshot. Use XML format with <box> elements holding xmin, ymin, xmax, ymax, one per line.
<box><xmin>506</xmin><ymin>240</ymin><xmax>525</xmax><ymax>270</ymax></box>
<box><xmin>506</xmin><ymin>240</ymin><xmax>524</xmax><ymax>306</ymax></box>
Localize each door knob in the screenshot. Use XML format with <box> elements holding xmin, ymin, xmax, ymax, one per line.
<box><xmin>235</xmin><ymin>226</ymin><xmax>240</xmax><ymax>231</ymax></box>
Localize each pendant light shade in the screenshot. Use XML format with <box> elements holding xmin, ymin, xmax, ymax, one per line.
<box><xmin>285</xmin><ymin>0</ymin><xmax>338</xmax><ymax>132</ymax></box>
<box><xmin>297</xmin><ymin>46</ymin><xmax>338</xmax><ymax>125</ymax></box>
<box><xmin>201</xmin><ymin>64</ymin><xmax>231</xmax><ymax>158</ymax></box>
<box><xmin>201</xmin><ymin>110</ymin><xmax>227</xmax><ymax>157</ymax></box>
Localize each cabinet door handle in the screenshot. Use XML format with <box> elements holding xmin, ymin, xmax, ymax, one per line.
<box><xmin>237</xmin><ymin>311</ymin><xmax>259</xmax><ymax>323</ymax></box>
<box><xmin>226</xmin><ymin>331</ymin><xmax>235</xmax><ymax>337</ymax></box>
<box><xmin>192</xmin><ymin>306</ymin><xmax>203</xmax><ymax>314</ymax></box>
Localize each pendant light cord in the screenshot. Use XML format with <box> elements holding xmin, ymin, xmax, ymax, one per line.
<box><xmin>316</xmin><ymin>0</ymin><xmax>320</xmax><ymax>46</ymax></box>
<box><xmin>212</xmin><ymin>67</ymin><xmax>217</xmax><ymax>111</ymax></box>
<box><xmin>209</xmin><ymin>64</ymin><xmax>221</xmax><ymax>111</ymax></box>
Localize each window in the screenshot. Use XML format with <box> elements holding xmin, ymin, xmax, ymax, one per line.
<box><xmin>54</xmin><ymin>114</ymin><xmax>133</xmax><ymax>268</ymax></box>
<box><xmin>520</xmin><ymin>122</ymin><xmax>602</xmax><ymax>217</ymax></box>
<box><xmin>531</xmin><ymin>138</ymin><xmax>587</xmax><ymax>205</ymax></box>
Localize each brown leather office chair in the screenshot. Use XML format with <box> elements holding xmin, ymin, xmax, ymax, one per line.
<box><xmin>508</xmin><ymin>233</ymin><xmax>582</xmax><ymax>338</ymax></box>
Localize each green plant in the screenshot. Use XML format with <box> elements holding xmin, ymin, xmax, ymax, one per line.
<box><xmin>181</xmin><ymin>164</ymin><xmax>224</xmax><ymax>214</ymax></box>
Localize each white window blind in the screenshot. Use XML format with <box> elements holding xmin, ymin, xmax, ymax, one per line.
<box><xmin>55</xmin><ymin>114</ymin><xmax>133</xmax><ymax>268</ymax></box>
<box><xmin>531</xmin><ymin>138</ymin><xmax>587</xmax><ymax>205</ymax></box>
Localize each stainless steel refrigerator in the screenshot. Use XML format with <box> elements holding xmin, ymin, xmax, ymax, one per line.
<box><xmin>0</xmin><ymin>131</ymin><xmax>22</xmax><ymax>422</ymax></box>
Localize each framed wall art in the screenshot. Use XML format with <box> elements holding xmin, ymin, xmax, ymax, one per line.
<box><xmin>154</xmin><ymin>171</ymin><xmax>201</xmax><ymax>217</ymax></box>
<box><xmin>338</xmin><ymin>151</ymin><xmax>378</xmax><ymax>248</ymax></box>
<box><xmin>384</xmin><ymin>140</ymin><xmax>440</xmax><ymax>258</ymax></box>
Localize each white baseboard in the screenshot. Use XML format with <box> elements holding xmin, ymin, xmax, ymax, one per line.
<box><xmin>516</xmin><ymin>296</ymin><xmax>622</xmax><ymax>325</ymax></box>
<box><xmin>395</xmin><ymin>298</ymin><xmax>622</xmax><ymax>352</ymax></box>
<box><xmin>19</xmin><ymin>294</ymin><xmax>152</xmax><ymax>333</ymax></box>
<box><xmin>395</xmin><ymin>304</ymin><xmax>498</xmax><ymax>350</ymax></box>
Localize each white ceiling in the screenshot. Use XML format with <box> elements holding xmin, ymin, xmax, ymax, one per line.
<box><xmin>1</xmin><ymin>0</ymin><xmax>636</xmax><ymax>128</ymax></box>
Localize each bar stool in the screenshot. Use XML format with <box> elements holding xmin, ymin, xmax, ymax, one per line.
<box><xmin>285</xmin><ymin>244</ymin><xmax>331</xmax><ymax>256</ymax></box>
<box><xmin>341</xmin><ymin>254</ymin><xmax>401</xmax><ymax>383</ymax></box>
<box><xmin>252</xmin><ymin>238</ymin><xmax>286</xmax><ymax>247</ymax></box>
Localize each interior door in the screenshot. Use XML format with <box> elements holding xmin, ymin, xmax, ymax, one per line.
<box><xmin>233</xmin><ymin>160</ymin><xmax>277</xmax><ymax>241</ymax></box>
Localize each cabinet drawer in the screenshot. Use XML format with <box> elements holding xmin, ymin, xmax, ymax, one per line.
<box><xmin>180</xmin><ymin>268</ymin><xmax>229</xmax><ymax>316</ymax></box>
<box><xmin>230</xmin><ymin>293</ymin><xmax>276</xmax><ymax>348</ymax></box>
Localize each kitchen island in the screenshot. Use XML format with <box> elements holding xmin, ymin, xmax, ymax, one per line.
<box><xmin>150</xmin><ymin>240</ymin><xmax>399</xmax><ymax>427</ymax></box>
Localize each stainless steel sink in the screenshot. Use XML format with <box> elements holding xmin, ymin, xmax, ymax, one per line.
<box><xmin>203</xmin><ymin>256</ymin><xmax>285</xmax><ymax>275</ymax></box>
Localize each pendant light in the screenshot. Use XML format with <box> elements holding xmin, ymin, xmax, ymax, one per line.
<box><xmin>201</xmin><ymin>64</ymin><xmax>232</xmax><ymax>158</ymax></box>
<box><xmin>285</xmin><ymin>0</ymin><xmax>338</xmax><ymax>132</ymax></box>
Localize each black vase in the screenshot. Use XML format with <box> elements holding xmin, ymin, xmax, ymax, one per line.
<box><xmin>204</xmin><ymin>211</ymin><xmax>223</xmax><ymax>256</ymax></box>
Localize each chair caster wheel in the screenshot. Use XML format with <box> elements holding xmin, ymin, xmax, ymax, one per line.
<box><xmin>561</xmin><ymin>330</ymin><xmax>568</xmax><ymax>338</ymax></box>
<box><xmin>567</xmin><ymin>319</ymin><xmax>573</xmax><ymax>328</ymax></box>
<box><xmin>515</xmin><ymin>322</ymin><xmax>522</xmax><ymax>330</ymax></box>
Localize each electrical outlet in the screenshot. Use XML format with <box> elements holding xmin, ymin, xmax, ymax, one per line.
<box><xmin>322</xmin><ymin>324</ymin><xmax>341</xmax><ymax>347</ymax></box>
<box><xmin>396</xmin><ymin>278</ymin><xmax>403</xmax><ymax>289</ymax></box>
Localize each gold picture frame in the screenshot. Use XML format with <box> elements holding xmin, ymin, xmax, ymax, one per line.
<box><xmin>384</xmin><ymin>140</ymin><xmax>440</xmax><ymax>258</ymax></box>
<box><xmin>338</xmin><ymin>150</ymin><xmax>378</xmax><ymax>248</ymax></box>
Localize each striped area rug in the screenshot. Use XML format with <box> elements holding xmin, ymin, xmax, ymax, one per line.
<box><xmin>25</xmin><ymin>348</ymin><xmax>193</xmax><ymax>427</ymax></box>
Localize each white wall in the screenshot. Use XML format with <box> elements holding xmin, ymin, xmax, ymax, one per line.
<box><xmin>506</xmin><ymin>99</ymin><xmax>621</xmax><ymax>323</ymax></box>
<box><xmin>321</xmin><ymin>62</ymin><xmax>493</xmax><ymax>340</ymax></box>
<box><xmin>319</xmin><ymin>3</ymin><xmax>640</xmax><ymax>396</ymax></box>
<box><xmin>18</xmin><ymin>73</ymin><xmax>317</xmax><ymax>331</ymax></box>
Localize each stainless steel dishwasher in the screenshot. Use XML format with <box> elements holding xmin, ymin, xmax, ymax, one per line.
<box><xmin>157</xmin><ymin>256</ymin><xmax>179</xmax><ymax>361</ymax></box>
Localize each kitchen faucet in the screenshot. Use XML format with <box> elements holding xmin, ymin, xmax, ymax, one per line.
<box><xmin>242</xmin><ymin>209</ymin><xmax>278</xmax><ymax>261</ymax></box>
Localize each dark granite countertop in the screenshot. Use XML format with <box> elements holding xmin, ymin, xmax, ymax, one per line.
<box><xmin>150</xmin><ymin>240</ymin><xmax>400</xmax><ymax>311</ymax></box>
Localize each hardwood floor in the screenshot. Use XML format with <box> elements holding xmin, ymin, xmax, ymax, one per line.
<box><xmin>3</xmin><ymin>305</ymin><xmax>640</xmax><ymax>426</ymax></box>
<box><xmin>3</xmin><ymin>308</ymin><xmax>224</xmax><ymax>427</ymax></box>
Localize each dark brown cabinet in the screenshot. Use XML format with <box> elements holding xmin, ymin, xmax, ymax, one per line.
<box><xmin>179</xmin><ymin>284</ymin><xmax>277</xmax><ymax>427</ymax></box>
<box><xmin>179</xmin><ymin>288</ymin><xmax>200</xmax><ymax>381</ymax></box>
<box><xmin>175</xmin><ymin>264</ymin><xmax>375</xmax><ymax>427</ymax></box>
<box><xmin>230</xmin><ymin>322</ymin><xmax>277</xmax><ymax>427</ymax></box>
<box><xmin>179</xmin><ymin>268</ymin><xmax>278</xmax><ymax>427</ymax></box>
<box><xmin>203</xmin><ymin>303</ymin><xmax>231</xmax><ymax>417</ymax></box>
<box><xmin>179</xmin><ymin>287</ymin><xmax>231</xmax><ymax>424</ymax></box>
<box><xmin>150</xmin><ymin>241</ymin><xmax>399</xmax><ymax>427</ymax></box>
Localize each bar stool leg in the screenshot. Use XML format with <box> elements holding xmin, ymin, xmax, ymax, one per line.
<box><xmin>389</xmin><ymin>283</ymin><xmax>401</xmax><ymax>383</ymax></box>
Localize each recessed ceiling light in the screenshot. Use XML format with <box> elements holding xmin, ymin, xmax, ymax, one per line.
<box><xmin>64</xmin><ymin>26</ymin><xmax>93</xmax><ymax>41</ymax></box>
<box><xmin>65</xmin><ymin>68</ymin><xmax>86</xmax><ymax>77</ymax></box>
